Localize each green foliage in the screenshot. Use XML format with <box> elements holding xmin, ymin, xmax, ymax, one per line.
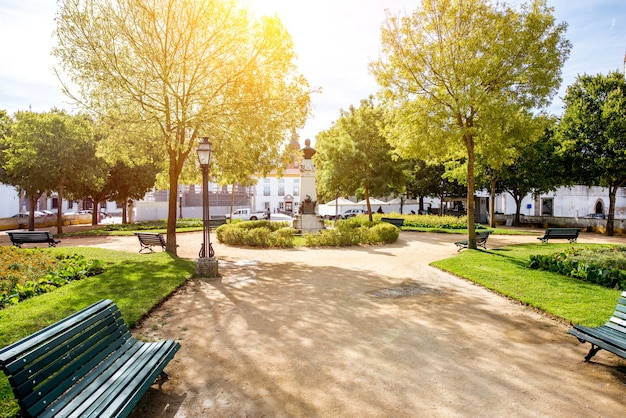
<box><xmin>216</xmin><ymin>218</ymin><xmax>400</xmax><ymax>247</ymax></box>
<box><xmin>0</xmin><ymin>248</ymin><xmax>104</xmax><ymax>309</ymax></box>
<box><xmin>314</xmin><ymin>96</ymin><xmax>409</xmax><ymax>207</ymax></box>
<box><xmin>557</xmin><ymin>71</ymin><xmax>626</xmax><ymax>235</ymax></box>
<box><xmin>216</xmin><ymin>221</ymin><xmax>294</xmax><ymax>248</ymax></box>
<box><xmin>529</xmin><ymin>246</ymin><xmax>626</xmax><ymax>290</ymax></box>
<box><xmin>372</xmin><ymin>0</ymin><xmax>571</xmax><ymax>246</ymax></box>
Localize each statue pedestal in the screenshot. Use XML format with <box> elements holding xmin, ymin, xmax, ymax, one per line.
<box><xmin>292</xmin><ymin>213</ymin><xmax>325</xmax><ymax>234</ymax></box>
<box><xmin>195</xmin><ymin>257</ymin><xmax>219</xmax><ymax>279</ymax></box>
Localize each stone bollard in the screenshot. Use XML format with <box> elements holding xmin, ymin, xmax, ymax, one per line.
<box><xmin>196</xmin><ymin>257</ymin><xmax>219</xmax><ymax>279</ymax></box>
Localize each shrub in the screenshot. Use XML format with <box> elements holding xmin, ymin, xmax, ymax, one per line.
<box><xmin>528</xmin><ymin>245</ymin><xmax>626</xmax><ymax>290</ymax></box>
<box><xmin>364</xmin><ymin>222</ymin><xmax>400</xmax><ymax>244</ymax></box>
<box><xmin>0</xmin><ymin>248</ymin><xmax>104</xmax><ymax>308</ymax></box>
<box><xmin>217</xmin><ymin>218</ymin><xmax>399</xmax><ymax>247</ymax></box>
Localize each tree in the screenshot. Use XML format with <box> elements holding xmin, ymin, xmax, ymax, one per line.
<box><xmin>496</xmin><ymin>124</ymin><xmax>565</xmax><ymax>226</ymax></box>
<box><xmin>557</xmin><ymin>71</ymin><xmax>626</xmax><ymax>236</ymax></box>
<box><xmin>107</xmin><ymin>161</ymin><xmax>159</xmax><ymax>224</ymax></box>
<box><xmin>54</xmin><ymin>0</ymin><xmax>311</xmax><ymax>254</ymax></box>
<box><xmin>371</xmin><ymin>0</ymin><xmax>570</xmax><ymax>248</ymax></box>
<box><xmin>0</xmin><ymin>111</ymin><xmax>96</xmax><ymax>232</ymax></box>
<box><xmin>315</xmin><ymin>97</ymin><xmax>408</xmax><ymax>220</ymax></box>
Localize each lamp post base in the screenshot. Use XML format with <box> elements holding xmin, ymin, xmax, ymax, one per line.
<box><xmin>196</xmin><ymin>257</ymin><xmax>219</xmax><ymax>279</ymax></box>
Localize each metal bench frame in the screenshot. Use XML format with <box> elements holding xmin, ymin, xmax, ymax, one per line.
<box><xmin>568</xmin><ymin>291</ymin><xmax>626</xmax><ymax>362</ymax></box>
<box><xmin>381</xmin><ymin>217</ymin><xmax>405</xmax><ymax>228</ymax></box>
<box><xmin>0</xmin><ymin>299</ymin><xmax>180</xmax><ymax>418</ymax></box>
<box><xmin>455</xmin><ymin>230</ymin><xmax>492</xmax><ymax>252</ymax></box>
<box><xmin>7</xmin><ymin>231</ymin><xmax>60</xmax><ymax>248</ymax></box>
<box><xmin>537</xmin><ymin>227</ymin><xmax>581</xmax><ymax>243</ymax></box>
<box><xmin>134</xmin><ymin>232</ymin><xmax>167</xmax><ymax>253</ymax></box>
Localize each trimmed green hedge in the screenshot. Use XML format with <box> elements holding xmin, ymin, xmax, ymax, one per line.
<box><xmin>529</xmin><ymin>245</ymin><xmax>626</xmax><ymax>290</ymax></box>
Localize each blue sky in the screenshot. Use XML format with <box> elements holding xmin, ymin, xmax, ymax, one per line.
<box><xmin>1</xmin><ymin>0</ymin><xmax>625</xmax><ymax>142</ymax></box>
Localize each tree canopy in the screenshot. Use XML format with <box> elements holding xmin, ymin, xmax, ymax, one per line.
<box><xmin>557</xmin><ymin>71</ymin><xmax>626</xmax><ymax>236</ymax></box>
<box><xmin>314</xmin><ymin>97</ymin><xmax>408</xmax><ymax>219</ymax></box>
<box><xmin>0</xmin><ymin>110</ymin><xmax>96</xmax><ymax>232</ymax></box>
<box><xmin>53</xmin><ymin>0</ymin><xmax>311</xmax><ymax>253</ymax></box>
<box><xmin>370</xmin><ymin>0</ymin><xmax>570</xmax><ymax>247</ymax></box>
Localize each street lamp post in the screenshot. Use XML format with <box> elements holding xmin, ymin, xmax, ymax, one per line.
<box><xmin>195</xmin><ymin>137</ymin><xmax>218</xmax><ymax>277</ymax></box>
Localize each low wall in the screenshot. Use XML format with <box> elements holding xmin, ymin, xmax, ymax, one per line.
<box><xmin>495</xmin><ymin>214</ymin><xmax>624</xmax><ymax>235</ymax></box>
<box><xmin>0</xmin><ymin>214</ymin><xmax>92</xmax><ymax>231</ymax></box>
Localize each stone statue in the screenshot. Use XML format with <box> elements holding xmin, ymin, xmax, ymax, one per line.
<box><xmin>301</xmin><ymin>139</ymin><xmax>316</xmax><ymax>171</ymax></box>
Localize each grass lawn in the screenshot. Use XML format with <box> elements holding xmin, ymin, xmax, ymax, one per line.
<box><xmin>431</xmin><ymin>243</ymin><xmax>622</xmax><ymax>327</ymax></box>
<box><xmin>0</xmin><ymin>247</ymin><xmax>195</xmax><ymax>418</ymax></box>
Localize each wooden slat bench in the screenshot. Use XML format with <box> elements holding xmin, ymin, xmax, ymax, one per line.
<box><xmin>0</xmin><ymin>299</ymin><xmax>180</xmax><ymax>418</ymax></box>
<box><xmin>455</xmin><ymin>230</ymin><xmax>492</xmax><ymax>252</ymax></box>
<box><xmin>7</xmin><ymin>231</ymin><xmax>60</xmax><ymax>248</ymax></box>
<box><xmin>381</xmin><ymin>217</ymin><xmax>404</xmax><ymax>228</ymax></box>
<box><xmin>537</xmin><ymin>227</ymin><xmax>581</xmax><ymax>243</ymax></box>
<box><xmin>134</xmin><ymin>232</ymin><xmax>167</xmax><ymax>253</ymax></box>
<box><xmin>567</xmin><ymin>291</ymin><xmax>626</xmax><ymax>362</ymax></box>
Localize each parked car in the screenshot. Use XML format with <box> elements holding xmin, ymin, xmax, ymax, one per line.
<box><xmin>11</xmin><ymin>211</ymin><xmax>45</xmax><ymax>218</ymax></box>
<box><xmin>341</xmin><ymin>209</ymin><xmax>367</xmax><ymax>219</ymax></box>
<box><xmin>584</xmin><ymin>213</ymin><xmax>606</xmax><ymax>219</ymax></box>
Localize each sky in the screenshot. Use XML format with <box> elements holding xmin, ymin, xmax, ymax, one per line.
<box><xmin>1</xmin><ymin>0</ymin><xmax>626</xmax><ymax>144</ymax></box>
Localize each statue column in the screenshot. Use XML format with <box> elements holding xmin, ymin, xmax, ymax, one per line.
<box><xmin>292</xmin><ymin>139</ymin><xmax>325</xmax><ymax>233</ymax></box>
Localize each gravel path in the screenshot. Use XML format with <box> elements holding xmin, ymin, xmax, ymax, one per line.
<box><xmin>22</xmin><ymin>228</ymin><xmax>626</xmax><ymax>417</ymax></box>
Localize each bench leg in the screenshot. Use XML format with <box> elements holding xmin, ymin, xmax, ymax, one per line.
<box><xmin>155</xmin><ymin>371</ymin><xmax>170</xmax><ymax>389</ymax></box>
<box><xmin>583</xmin><ymin>344</ymin><xmax>602</xmax><ymax>362</ymax></box>
<box><xmin>139</xmin><ymin>244</ymin><xmax>155</xmax><ymax>253</ymax></box>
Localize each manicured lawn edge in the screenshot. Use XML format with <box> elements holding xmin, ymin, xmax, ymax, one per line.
<box><xmin>0</xmin><ymin>247</ymin><xmax>194</xmax><ymax>418</ymax></box>
<box><xmin>431</xmin><ymin>243</ymin><xmax>621</xmax><ymax>327</ymax></box>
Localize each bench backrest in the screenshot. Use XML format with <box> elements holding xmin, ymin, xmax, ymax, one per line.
<box><xmin>607</xmin><ymin>290</ymin><xmax>626</xmax><ymax>334</ymax></box>
<box><xmin>135</xmin><ymin>232</ymin><xmax>166</xmax><ymax>245</ymax></box>
<box><xmin>0</xmin><ymin>300</ymin><xmax>132</xmax><ymax>417</ymax></box>
<box><xmin>476</xmin><ymin>231</ymin><xmax>491</xmax><ymax>242</ymax></box>
<box><xmin>8</xmin><ymin>231</ymin><xmax>54</xmax><ymax>243</ymax></box>
<box><xmin>545</xmin><ymin>228</ymin><xmax>581</xmax><ymax>238</ymax></box>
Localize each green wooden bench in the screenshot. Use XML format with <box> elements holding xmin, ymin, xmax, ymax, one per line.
<box><xmin>0</xmin><ymin>299</ymin><xmax>180</xmax><ymax>418</ymax></box>
<box><xmin>455</xmin><ymin>230</ymin><xmax>492</xmax><ymax>252</ymax></box>
<box><xmin>134</xmin><ymin>232</ymin><xmax>167</xmax><ymax>253</ymax></box>
<box><xmin>537</xmin><ymin>227</ymin><xmax>581</xmax><ymax>243</ymax></box>
<box><xmin>567</xmin><ymin>291</ymin><xmax>626</xmax><ymax>362</ymax></box>
<box><xmin>7</xmin><ymin>231</ymin><xmax>60</xmax><ymax>248</ymax></box>
<box><xmin>381</xmin><ymin>217</ymin><xmax>404</xmax><ymax>228</ymax></box>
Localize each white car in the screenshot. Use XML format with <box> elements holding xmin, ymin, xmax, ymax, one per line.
<box><xmin>341</xmin><ymin>209</ymin><xmax>366</xmax><ymax>219</ymax></box>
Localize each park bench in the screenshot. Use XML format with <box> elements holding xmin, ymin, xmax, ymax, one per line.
<box><xmin>537</xmin><ymin>227</ymin><xmax>581</xmax><ymax>243</ymax></box>
<box><xmin>567</xmin><ymin>291</ymin><xmax>626</xmax><ymax>362</ymax></box>
<box><xmin>455</xmin><ymin>230</ymin><xmax>492</xmax><ymax>252</ymax></box>
<box><xmin>0</xmin><ymin>299</ymin><xmax>180</xmax><ymax>418</ymax></box>
<box><xmin>7</xmin><ymin>231</ymin><xmax>60</xmax><ymax>248</ymax></box>
<box><xmin>381</xmin><ymin>217</ymin><xmax>405</xmax><ymax>228</ymax></box>
<box><xmin>135</xmin><ymin>232</ymin><xmax>167</xmax><ymax>253</ymax></box>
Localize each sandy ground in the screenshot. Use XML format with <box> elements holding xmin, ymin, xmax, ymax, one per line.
<box><xmin>9</xmin><ymin>228</ymin><xmax>626</xmax><ymax>417</ymax></box>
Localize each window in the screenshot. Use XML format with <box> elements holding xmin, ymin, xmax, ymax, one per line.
<box><xmin>541</xmin><ymin>198</ymin><xmax>553</xmax><ymax>216</ymax></box>
<box><xmin>264</xmin><ymin>178</ymin><xmax>270</xmax><ymax>183</ymax></box>
<box><xmin>263</xmin><ymin>186</ymin><xmax>271</xmax><ymax>196</ymax></box>
<box><xmin>278</xmin><ymin>186</ymin><xmax>285</xmax><ymax>196</ymax></box>
<box><xmin>293</xmin><ymin>186</ymin><xmax>300</xmax><ymax>196</ymax></box>
<box><xmin>278</xmin><ymin>178</ymin><xmax>285</xmax><ymax>183</ymax></box>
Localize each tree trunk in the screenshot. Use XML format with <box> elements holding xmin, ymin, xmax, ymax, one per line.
<box><xmin>229</xmin><ymin>184</ymin><xmax>236</xmax><ymax>223</ymax></box>
<box><xmin>513</xmin><ymin>194</ymin><xmax>523</xmax><ymax>227</ymax></box>
<box><xmin>607</xmin><ymin>185</ymin><xmax>616</xmax><ymax>236</ymax></box>
<box><xmin>465</xmin><ymin>134</ymin><xmax>476</xmax><ymax>249</ymax></box>
<box><xmin>122</xmin><ymin>201</ymin><xmax>128</xmax><ymax>224</ymax></box>
<box><xmin>56</xmin><ymin>183</ymin><xmax>64</xmax><ymax>234</ymax></box>
<box><xmin>166</xmin><ymin>158</ymin><xmax>180</xmax><ymax>255</ymax></box>
<box><xmin>28</xmin><ymin>194</ymin><xmax>37</xmax><ymax>231</ymax></box>
<box><xmin>489</xmin><ymin>175</ymin><xmax>497</xmax><ymax>228</ymax></box>
<box><xmin>91</xmin><ymin>199</ymin><xmax>99</xmax><ymax>225</ymax></box>
<box><xmin>364</xmin><ymin>183</ymin><xmax>373</xmax><ymax>222</ymax></box>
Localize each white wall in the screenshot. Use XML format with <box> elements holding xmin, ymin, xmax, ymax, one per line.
<box><xmin>0</xmin><ymin>185</ymin><xmax>20</xmax><ymax>217</ymax></box>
